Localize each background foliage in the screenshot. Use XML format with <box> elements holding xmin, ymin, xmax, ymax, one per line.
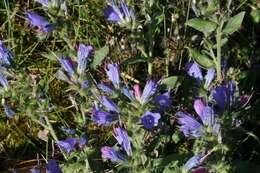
<box><xmin>0</xmin><ymin>0</ymin><xmax>260</xmax><ymax>172</ymax></box>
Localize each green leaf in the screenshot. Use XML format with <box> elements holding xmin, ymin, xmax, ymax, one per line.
<box><xmin>41</xmin><ymin>50</ymin><xmax>76</xmax><ymax>61</ymax></box>
<box><xmin>121</xmin><ymin>56</ymin><xmax>147</xmax><ymax>65</ymax></box>
<box><xmin>41</xmin><ymin>52</ymin><xmax>60</xmax><ymax>61</ymax></box>
<box><xmin>250</xmin><ymin>9</ymin><xmax>260</xmax><ymax>23</ymax></box>
<box><xmin>186</xmin><ymin>18</ymin><xmax>217</xmax><ymax>35</ymax></box>
<box><xmin>188</xmin><ymin>48</ymin><xmax>215</xmax><ymax>69</ymax></box>
<box><xmin>160</xmin><ymin>76</ymin><xmax>183</xmax><ymax>89</ymax></box>
<box><xmin>223</xmin><ymin>11</ymin><xmax>245</xmax><ymax>34</ymax></box>
<box><xmin>91</xmin><ymin>46</ymin><xmax>109</xmax><ymax>69</ymax></box>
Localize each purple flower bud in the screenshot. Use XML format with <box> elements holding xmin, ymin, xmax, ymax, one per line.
<box><xmin>59</xmin><ymin>126</ymin><xmax>76</xmax><ymax>135</ymax></box>
<box><xmin>0</xmin><ymin>41</ymin><xmax>13</xmax><ymax>66</ymax></box>
<box><xmin>0</xmin><ymin>74</ymin><xmax>8</xmax><ymax>89</ymax></box>
<box><xmin>212</xmin><ymin>81</ymin><xmax>236</xmax><ymax>109</ymax></box>
<box><xmin>106</xmin><ymin>64</ymin><xmax>120</xmax><ymax>88</ymax></box>
<box><xmin>58</xmin><ymin>57</ymin><xmax>75</xmax><ymax>77</ymax></box>
<box><xmin>98</xmin><ymin>83</ymin><xmax>114</xmax><ymax>94</ymax></box>
<box><xmin>121</xmin><ymin>86</ymin><xmax>134</xmax><ymax>101</ymax></box>
<box><xmin>194</xmin><ymin>99</ymin><xmax>205</xmax><ymax>120</ymax></box>
<box><xmin>26</xmin><ymin>12</ymin><xmax>53</xmax><ymax>33</ymax></box>
<box><xmin>227</xmin><ymin>80</ymin><xmax>236</xmax><ymax>105</ymax></box>
<box><xmin>3</xmin><ymin>104</ymin><xmax>15</xmax><ymax>118</ymax></box>
<box><xmin>30</xmin><ymin>168</ymin><xmax>41</xmax><ymax>173</ymax></box>
<box><xmin>92</xmin><ymin>107</ymin><xmax>118</xmax><ymax>126</ymax></box>
<box><xmin>211</xmin><ymin>85</ymin><xmax>227</xmax><ymax>110</ymax></box>
<box><xmin>176</xmin><ymin>112</ymin><xmax>203</xmax><ymax>138</ymax></box>
<box><xmin>101</xmin><ymin>146</ymin><xmax>126</xmax><ymax>163</ymax></box>
<box><xmin>201</xmin><ymin>106</ymin><xmax>215</xmax><ymax>127</ymax></box>
<box><xmin>56</xmin><ymin>138</ymin><xmax>77</xmax><ymax>154</ymax></box>
<box><xmin>104</xmin><ymin>0</ymin><xmax>134</xmax><ymax>24</ymax></box>
<box><xmin>101</xmin><ymin>96</ymin><xmax>119</xmax><ymax>113</ymax></box>
<box><xmin>79</xmin><ymin>136</ymin><xmax>87</xmax><ymax>148</ymax></box>
<box><xmin>37</xmin><ymin>0</ymin><xmax>49</xmax><ymax>6</ymax></box>
<box><xmin>239</xmin><ymin>95</ymin><xmax>250</xmax><ymax>106</ymax></box>
<box><xmin>184</xmin><ymin>154</ymin><xmax>203</xmax><ymax>170</ymax></box>
<box><xmin>133</xmin><ymin>84</ymin><xmax>142</xmax><ymax>98</ymax></box>
<box><xmin>120</xmin><ymin>0</ymin><xmax>130</xmax><ymax>19</ymax></box>
<box><xmin>141</xmin><ymin>111</ymin><xmax>161</xmax><ymax>129</ymax></box>
<box><xmin>140</xmin><ymin>80</ymin><xmax>157</xmax><ymax>104</ymax></box>
<box><xmin>81</xmin><ymin>80</ymin><xmax>89</xmax><ymax>89</ymax></box>
<box><xmin>204</xmin><ymin>68</ymin><xmax>215</xmax><ymax>87</ymax></box>
<box><xmin>113</xmin><ymin>127</ymin><xmax>132</xmax><ymax>156</ymax></box>
<box><xmin>104</xmin><ymin>6</ymin><xmax>123</xmax><ymax>23</ymax></box>
<box><xmin>186</xmin><ymin>61</ymin><xmax>203</xmax><ymax>81</ymax></box>
<box><xmin>46</xmin><ymin>160</ymin><xmax>62</xmax><ymax>173</ymax></box>
<box><xmin>77</xmin><ymin>44</ymin><xmax>93</xmax><ymax>75</ymax></box>
<box><xmin>191</xmin><ymin>167</ymin><xmax>207</xmax><ymax>173</ymax></box>
<box><xmin>154</xmin><ymin>91</ymin><xmax>172</xmax><ymax>108</ymax></box>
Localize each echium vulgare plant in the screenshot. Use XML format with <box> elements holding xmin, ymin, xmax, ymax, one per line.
<box><xmin>168</xmin><ymin>58</ymin><xmax>251</xmax><ymax>173</ymax></box>
<box><xmin>37</xmin><ymin>43</ymin><xmax>174</xmax><ymax>172</ymax></box>
<box><xmin>92</xmin><ymin>63</ymin><xmax>172</xmax><ymax>172</ymax></box>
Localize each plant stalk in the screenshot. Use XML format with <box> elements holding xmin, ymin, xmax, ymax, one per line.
<box><xmin>216</xmin><ymin>25</ymin><xmax>223</xmax><ymax>82</ymax></box>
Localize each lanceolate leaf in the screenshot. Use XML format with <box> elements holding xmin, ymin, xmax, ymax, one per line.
<box><xmin>188</xmin><ymin>48</ymin><xmax>215</xmax><ymax>69</ymax></box>
<box><xmin>186</xmin><ymin>18</ymin><xmax>217</xmax><ymax>35</ymax></box>
<box><xmin>160</xmin><ymin>76</ymin><xmax>183</xmax><ymax>89</ymax></box>
<box><xmin>223</xmin><ymin>11</ymin><xmax>245</xmax><ymax>35</ymax></box>
<box><xmin>91</xmin><ymin>46</ymin><xmax>109</xmax><ymax>69</ymax></box>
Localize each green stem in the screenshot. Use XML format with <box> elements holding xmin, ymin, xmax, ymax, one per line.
<box><xmin>148</xmin><ymin>62</ymin><xmax>153</xmax><ymax>75</ymax></box>
<box><xmin>44</xmin><ymin>116</ymin><xmax>68</xmax><ymax>160</ymax></box>
<box><xmin>216</xmin><ymin>25</ymin><xmax>223</xmax><ymax>82</ymax></box>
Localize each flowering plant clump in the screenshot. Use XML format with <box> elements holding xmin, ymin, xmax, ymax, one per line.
<box><xmin>0</xmin><ymin>0</ymin><xmax>260</xmax><ymax>173</ymax></box>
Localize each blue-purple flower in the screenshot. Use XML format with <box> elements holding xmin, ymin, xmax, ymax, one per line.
<box><xmin>92</xmin><ymin>106</ymin><xmax>118</xmax><ymax>126</ymax></box>
<box><xmin>186</xmin><ymin>61</ymin><xmax>216</xmax><ymax>87</ymax></box>
<box><xmin>0</xmin><ymin>74</ymin><xmax>8</xmax><ymax>89</ymax></box>
<box><xmin>211</xmin><ymin>85</ymin><xmax>227</xmax><ymax>110</ymax></box>
<box><xmin>77</xmin><ymin>44</ymin><xmax>93</xmax><ymax>75</ymax></box>
<box><xmin>3</xmin><ymin>104</ymin><xmax>15</xmax><ymax>118</ymax></box>
<box><xmin>101</xmin><ymin>146</ymin><xmax>126</xmax><ymax>163</ymax></box>
<box><xmin>141</xmin><ymin>80</ymin><xmax>158</xmax><ymax>104</ymax></box>
<box><xmin>46</xmin><ymin>160</ymin><xmax>62</xmax><ymax>173</ymax></box>
<box><xmin>104</xmin><ymin>0</ymin><xmax>134</xmax><ymax>25</ymax></box>
<box><xmin>30</xmin><ymin>168</ymin><xmax>41</xmax><ymax>173</ymax></box>
<box><xmin>211</xmin><ymin>80</ymin><xmax>236</xmax><ymax>110</ymax></box>
<box><xmin>105</xmin><ymin>64</ymin><xmax>120</xmax><ymax>88</ymax></box>
<box><xmin>121</xmin><ymin>86</ymin><xmax>135</xmax><ymax>101</ymax></box>
<box><xmin>113</xmin><ymin>127</ymin><xmax>132</xmax><ymax>156</ymax></box>
<box><xmin>58</xmin><ymin>57</ymin><xmax>75</xmax><ymax>77</ymax></box>
<box><xmin>26</xmin><ymin>12</ymin><xmax>53</xmax><ymax>33</ymax></box>
<box><xmin>134</xmin><ymin>80</ymin><xmax>158</xmax><ymax>105</ymax></box>
<box><xmin>186</xmin><ymin>61</ymin><xmax>203</xmax><ymax>81</ymax></box>
<box><xmin>98</xmin><ymin>83</ymin><xmax>114</xmax><ymax>94</ymax></box>
<box><xmin>141</xmin><ymin>111</ymin><xmax>161</xmax><ymax>129</ymax></box>
<box><xmin>0</xmin><ymin>41</ymin><xmax>13</xmax><ymax>66</ymax></box>
<box><xmin>79</xmin><ymin>136</ymin><xmax>87</xmax><ymax>148</ymax></box>
<box><xmin>60</xmin><ymin>126</ymin><xmax>76</xmax><ymax>135</ymax></box>
<box><xmin>227</xmin><ymin>80</ymin><xmax>236</xmax><ymax>105</ymax></box>
<box><xmin>81</xmin><ymin>80</ymin><xmax>89</xmax><ymax>89</ymax></box>
<box><xmin>37</xmin><ymin>0</ymin><xmax>49</xmax><ymax>6</ymax></box>
<box><xmin>56</xmin><ymin>138</ymin><xmax>77</xmax><ymax>154</ymax></box>
<box><xmin>154</xmin><ymin>91</ymin><xmax>172</xmax><ymax>108</ymax></box>
<box><xmin>177</xmin><ymin>99</ymin><xmax>220</xmax><ymax>138</ymax></box>
<box><xmin>176</xmin><ymin>112</ymin><xmax>203</xmax><ymax>138</ymax></box>
<box><xmin>100</xmin><ymin>96</ymin><xmax>119</xmax><ymax>113</ymax></box>
<box><xmin>204</xmin><ymin>68</ymin><xmax>215</xmax><ymax>87</ymax></box>
<box><xmin>184</xmin><ymin>154</ymin><xmax>203</xmax><ymax>170</ymax></box>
